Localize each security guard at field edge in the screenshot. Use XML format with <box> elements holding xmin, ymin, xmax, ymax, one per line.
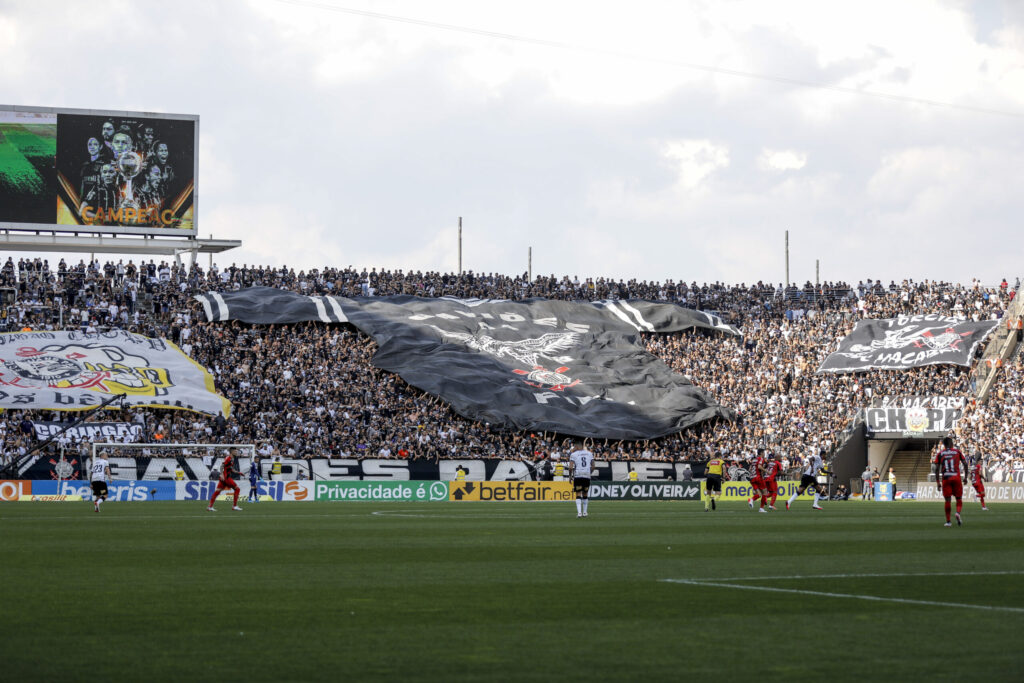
<box><xmin>271</xmin><ymin>456</ymin><xmax>283</xmax><ymax>481</ymax></box>
<box><xmin>627</xmin><ymin>469</ymin><xmax>639</xmax><ymax>482</ymax></box>
<box><xmin>455</xmin><ymin>465</ymin><xmax>467</xmax><ymax>482</ymax></box>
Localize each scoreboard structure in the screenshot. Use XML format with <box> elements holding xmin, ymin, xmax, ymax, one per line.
<box><xmin>0</xmin><ymin>104</ymin><xmax>199</xmax><ymax>238</ymax></box>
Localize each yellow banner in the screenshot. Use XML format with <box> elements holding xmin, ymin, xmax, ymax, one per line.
<box><xmin>449</xmin><ymin>481</ymin><xmax>574</xmax><ymax>502</ymax></box>
<box><xmin>18</xmin><ymin>495</ymin><xmax>84</xmax><ymax>502</ymax></box>
<box><xmin>716</xmin><ymin>480</ymin><xmax>813</xmax><ymax>502</ymax></box>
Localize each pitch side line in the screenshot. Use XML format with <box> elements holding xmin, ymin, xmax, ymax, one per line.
<box><xmin>689</xmin><ymin>570</ymin><xmax>1024</xmax><ymax>581</ymax></box>
<box><xmin>0</xmin><ymin>513</ymin><xmax>370</xmax><ymax>521</ymax></box>
<box><xmin>660</xmin><ymin>577</ymin><xmax>1024</xmax><ymax>614</ymax></box>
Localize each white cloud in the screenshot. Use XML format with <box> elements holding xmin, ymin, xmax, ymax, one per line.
<box><xmin>1</xmin><ymin>0</ymin><xmax>1023</xmax><ymax>287</ymax></box>
<box><xmin>662</xmin><ymin>139</ymin><xmax>730</xmax><ymax>191</ymax></box>
<box><xmin>758</xmin><ymin>149</ymin><xmax>807</xmax><ymax>171</ymax></box>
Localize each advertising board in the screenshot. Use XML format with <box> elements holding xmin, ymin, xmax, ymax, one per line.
<box><xmin>873</xmin><ymin>482</ymin><xmax>894</xmax><ymax>502</ymax></box>
<box><xmin>176</xmin><ymin>480</ymin><xmax>312</xmax><ymax>502</ymax></box>
<box><xmin>915</xmin><ymin>482</ymin><xmax>1024</xmax><ymax>503</ymax></box>
<box><xmin>448</xmin><ymin>481</ymin><xmax>574</xmax><ymax>501</ymax></box>
<box><xmin>30</xmin><ymin>480</ymin><xmax>176</xmax><ymax>501</ymax></box>
<box><xmin>315</xmin><ymin>481</ymin><xmax>449</xmax><ymax>502</ymax></box>
<box><xmin>588</xmin><ymin>482</ymin><xmax>701</xmax><ymax>500</ymax></box>
<box><xmin>0</xmin><ymin>104</ymin><xmax>197</xmax><ymax>236</ymax></box>
<box><xmin>718</xmin><ymin>480</ymin><xmax>813</xmax><ymax>502</ymax></box>
<box><xmin>0</xmin><ymin>480</ymin><xmax>31</xmax><ymax>501</ymax></box>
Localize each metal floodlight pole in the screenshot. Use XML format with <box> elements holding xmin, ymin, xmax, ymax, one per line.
<box><xmin>785</xmin><ymin>230</ymin><xmax>790</xmax><ymax>287</ymax></box>
<box><xmin>816</xmin><ymin>259</ymin><xmax>820</xmax><ymax>287</ymax></box>
<box><xmin>458</xmin><ymin>217</ymin><xmax>463</xmax><ymax>276</ymax></box>
<box><xmin>528</xmin><ymin>246</ymin><xmax>532</xmax><ymax>282</ymax></box>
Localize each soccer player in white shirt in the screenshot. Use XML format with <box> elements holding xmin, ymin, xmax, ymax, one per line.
<box><xmin>786</xmin><ymin>450</ymin><xmax>827</xmax><ymax>510</ymax></box>
<box><xmin>91</xmin><ymin>451</ymin><xmax>111</xmax><ymax>512</ymax></box>
<box><xmin>568</xmin><ymin>440</ymin><xmax>595</xmax><ymax>518</ymax></box>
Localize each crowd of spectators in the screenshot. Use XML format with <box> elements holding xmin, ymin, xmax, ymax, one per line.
<box><xmin>2</xmin><ymin>255</ymin><xmax>1021</xmax><ymax>479</ymax></box>
<box><xmin>957</xmin><ymin>347</ymin><xmax>1024</xmax><ymax>483</ymax></box>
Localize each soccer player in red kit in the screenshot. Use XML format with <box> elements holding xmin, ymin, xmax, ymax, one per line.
<box><xmin>970</xmin><ymin>457</ymin><xmax>988</xmax><ymax>511</ymax></box>
<box><xmin>765</xmin><ymin>452</ymin><xmax>782</xmax><ymax>510</ymax></box>
<box><xmin>933</xmin><ymin>436</ymin><xmax>968</xmax><ymax>527</ymax></box>
<box><xmin>748</xmin><ymin>449</ymin><xmax>769</xmax><ymax>513</ymax></box>
<box><xmin>208</xmin><ymin>448</ymin><xmax>243</xmax><ymax>512</ymax></box>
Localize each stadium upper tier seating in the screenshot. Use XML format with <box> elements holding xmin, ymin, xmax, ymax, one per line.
<box><xmin>1</xmin><ymin>257</ymin><xmax>1021</xmax><ymax>482</ymax></box>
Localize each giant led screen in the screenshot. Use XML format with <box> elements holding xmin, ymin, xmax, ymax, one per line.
<box><xmin>0</xmin><ymin>105</ymin><xmax>197</xmax><ymax>236</ymax></box>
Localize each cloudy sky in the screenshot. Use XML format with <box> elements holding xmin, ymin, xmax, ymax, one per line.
<box><xmin>2</xmin><ymin>0</ymin><xmax>1023</xmax><ymax>287</ymax></box>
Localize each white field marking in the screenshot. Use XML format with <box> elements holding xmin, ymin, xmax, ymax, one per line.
<box><xmin>690</xmin><ymin>570</ymin><xmax>1024</xmax><ymax>582</ymax></box>
<box><xmin>371</xmin><ymin>510</ymin><xmax>545</xmax><ymax>519</ymax></box>
<box><xmin>660</xmin><ymin>576</ymin><xmax>1024</xmax><ymax>614</ymax></box>
<box><xmin>0</xmin><ymin>513</ymin><xmax>371</xmax><ymax>522</ymax></box>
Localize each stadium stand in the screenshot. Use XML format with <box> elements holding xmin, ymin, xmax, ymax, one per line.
<box><xmin>1</xmin><ymin>256</ymin><xmax>1021</xmax><ymax>484</ymax></box>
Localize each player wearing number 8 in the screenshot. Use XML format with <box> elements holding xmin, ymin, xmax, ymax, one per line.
<box><xmin>934</xmin><ymin>436</ymin><xmax>969</xmax><ymax>527</ymax></box>
<box><xmin>569</xmin><ymin>439</ymin><xmax>593</xmax><ymax>518</ymax></box>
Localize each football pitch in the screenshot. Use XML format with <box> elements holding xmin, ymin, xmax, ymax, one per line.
<box><xmin>2</xmin><ymin>501</ymin><xmax>1022</xmax><ymax>681</ymax></box>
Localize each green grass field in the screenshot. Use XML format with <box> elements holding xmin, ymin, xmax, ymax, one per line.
<box><xmin>2</xmin><ymin>500</ymin><xmax>1022</xmax><ymax>681</ymax></box>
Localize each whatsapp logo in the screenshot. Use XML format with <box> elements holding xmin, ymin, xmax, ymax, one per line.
<box><xmin>429</xmin><ymin>482</ymin><xmax>448</xmax><ymax>501</ymax></box>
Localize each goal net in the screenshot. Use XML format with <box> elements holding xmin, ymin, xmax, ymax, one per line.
<box><xmin>90</xmin><ymin>442</ymin><xmax>256</xmax><ymax>481</ymax></box>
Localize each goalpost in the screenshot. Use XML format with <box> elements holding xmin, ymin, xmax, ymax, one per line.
<box><xmin>90</xmin><ymin>442</ymin><xmax>257</xmax><ymax>481</ymax></box>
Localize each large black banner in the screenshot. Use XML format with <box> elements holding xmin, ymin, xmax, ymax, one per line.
<box><xmin>818</xmin><ymin>315</ymin><xmax>998</xmax><ymax>373</ymax></box>
<box><xmin>18</xmin><ymin>456</ymin><xmax>706</xmax><ymax>481</ymax></box>
<box><xmin>197</xmin><ymin>288</ymin><xmax>738</xmax><ymax>439</ymax></box>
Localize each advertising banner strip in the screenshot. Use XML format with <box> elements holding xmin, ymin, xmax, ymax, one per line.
<box><xmin>717</xmin><ymin>481</ymin><xmax>813</xmax><ymax>502</ymax></box>
<box><xmin>176</xmin><ymin>480</ymin><xmax>312</xmax><ymax>502</ymax></box>
<box><xmin>588</xmin><ymin>482</ymin><xmax>701</xmax><ymax>500</ymax></box>
<box><xmin>0</xmin><ymin>480</ymin><xmax>31</xmax><ymax>501</ymax></box>
<box><xmin>31</xmin><ymin>480</ymin><xmax>176</xmax><ymax>501</ymax></box>
<box><xmin>916</xmin><ymin>482</ymin><xmax>1024</xmax><ymax>503</ymax></box>
<box><xmin>449</xmin><ymin>481</ymin><xmax>574</xmax><ymax>501</ymax></box>
<box><xmin>315</xmin><ymin>481</ymin><xmax>450</xmax><ymax>502</ymax></box>
<box><xmin>18</xmin><ymin>495</ymin><xmax>83</xmax><ymax>501</ymax></box>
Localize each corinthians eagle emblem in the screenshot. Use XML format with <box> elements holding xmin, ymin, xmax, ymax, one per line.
<box><xmin>429</xmin><ymin>327</ymin><xmax>583</xmax><ymax>391</ymax></box>
<box><xmin>429</xmin><ymin>327</ymin><xmax>580</xmax><ymax>367</ymax></box>
<box><xmin>845</xmin><ymin>326</ymin><xmax>972</xmax><ymax>356</ymax></box>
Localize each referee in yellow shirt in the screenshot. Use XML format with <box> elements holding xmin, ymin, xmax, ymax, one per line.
<box><xmin>704</xmin><ymin>454</ymin><xmax>727</xmax><ymax>511</ymax></box>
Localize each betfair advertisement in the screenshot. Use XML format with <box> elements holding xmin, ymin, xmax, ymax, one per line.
<box><xmin>449</xmin><ymin>481</ymin><xmax>574</xmax><ymax>501</ymax></box>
